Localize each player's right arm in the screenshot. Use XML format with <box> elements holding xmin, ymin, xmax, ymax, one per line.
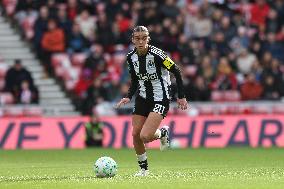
<box><xmin>126</xmin><ymin>58</ymin><xmax>138</xmax><ymax>100</ymax></box>
<box><xmin>116</xmin><ymin>57</ymin><xmax>138</xmax><ymax>108</ymax></box>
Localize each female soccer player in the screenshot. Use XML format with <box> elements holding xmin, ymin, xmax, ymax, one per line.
<box><xmin>116</xmin><ymin>26</ymin><xmax>188</xmax><ymax>176</ymax></box>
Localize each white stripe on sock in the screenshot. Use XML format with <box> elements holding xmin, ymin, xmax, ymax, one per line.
<box><xmin>137</xmin><ymin>152</ymin><xmax>147</xmax><ymax>162</ymax></box>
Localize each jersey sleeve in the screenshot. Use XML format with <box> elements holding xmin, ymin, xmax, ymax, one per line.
<box><xmin>126</xmin><ymin>58</ymin><xmax>138</xmax><ymax>99</ymax></box>
<box><xmin>159</xmin><ymin>54</ymin><xmax>185</xmax><ymax>99</ymax></box>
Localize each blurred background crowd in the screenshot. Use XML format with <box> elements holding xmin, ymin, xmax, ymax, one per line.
<box><xmin>1</xmin><ymin>0</ymin><xmax>284</xmax><ymax>115</ymax></box>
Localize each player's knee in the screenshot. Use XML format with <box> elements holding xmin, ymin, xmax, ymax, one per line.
<box><xmin>140</xmin><ymin>133</ymin><xmax>151</xmax><ymax>143</ymax></box>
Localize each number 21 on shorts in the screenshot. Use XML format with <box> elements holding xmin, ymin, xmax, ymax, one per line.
<box><xmin>153</xmin><ymin>104</ymin><xmax>165</xmax><ymax>115</ymax></box>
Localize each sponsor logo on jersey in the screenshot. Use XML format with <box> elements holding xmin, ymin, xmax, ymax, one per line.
<box><xmin>136</xmin><ymin>72</ymin><xmax>158</xmax><ymax>81</ymax></box>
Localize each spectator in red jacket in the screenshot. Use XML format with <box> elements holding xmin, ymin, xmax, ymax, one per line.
<box><xmin>249</xmin><ymin>0</ymin><xmax>270</xmax><ymax>28</ymax></box>
<box><xmin>41</xmin><ymin>19</ymin><xmax>65</xmax><ymax>52</ymax></box>
<box><xmin>241</xmin><ymin>72</ymin><xmax>263</xmax><ymax>100</ymax></box>
<box><xmin>41</xmin><ymin>19</ymin><xmax>65</xmax><ymax>75</ymax></box>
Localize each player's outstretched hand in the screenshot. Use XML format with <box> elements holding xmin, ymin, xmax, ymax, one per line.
<box><xmin>115</xmin><ymin>98</ymin><xmax>130</xmax><ymax>108</ymax></box>
<box><xmin>177</xmin><ymin>98</ymin><xmax>188</xmax><ymax>110</ymax></box>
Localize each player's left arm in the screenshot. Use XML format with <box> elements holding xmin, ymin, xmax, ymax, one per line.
<box><xmin>161</xmin><ymin>56</ymin><xmax>185</xmax><ymax>98</ymax></box>
<box><xmin>161</xmin><ymin>55</ymin><xmax>188</xmax><ymax>110</ymax></box>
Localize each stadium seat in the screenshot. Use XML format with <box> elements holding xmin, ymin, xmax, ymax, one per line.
<box><xmin>252</xmin><ymin>105</ymin><xmax>271</xmax><ymax>114</ymax></box>
<box><xmin>71</xmin><ymin>53</ymin><xmax>87</xmax><ymax>67</ymax></box>
<box><xmin>2</xmin><ymin>0</ymin><xmax>17</xmax><ymax>16</ymax></box>
<box><xmin>224</xmin><ymin>90</ymin><xmax>241</xmax><ymax>101</ymax></box>
<box><xmin>211</xmin><ymin>90</ymin><xmax>241</xmax><ymax>102</ymax></box>
<box><xmin>0</xmin><ymin>61</ymin><xmax>7</xmax><ymax>91</ymax></box>
<box><xmin>0</xmin><ymin>64</ymin><xmax>8</xmax><ymax>78</ymax></box>
<box><xmin>52</xmin><ymin>53</ymin><xmax>81</xmax><ymax>90</ymax></box>
<box><xmin>22</xmin><ymin>16</ymin><xmax>36</xmax><ymax>40</ymax></box>
<box><xmin>0</xmin><ymin>79</ymin><xmax>5</xmax><ymax>91</ymax></box>
<box><xmin>3</xmin><ymin>106</ymin><xmax>24</xmax><ymax>117</ymax></box>
<box><xmin>0</xmin><ymin>92</ymin><xmax>14</xmax><ymax>104</ymax></box>
<box><xmin>54</xmin><ymin>66</ymin><xmax>65</xmax><ymax>78</ymax></box>
<box><xmin>51</xmin><ymin>53</ymin><xmax>70</xmax><ymax>67</ymax></box>
<box><xmin>23</xmin><ymin>106</ymin><xmax>43</xmax><ymax>116</ymax></box>
<box><xmin>211</xmin><ymin>90</ymin><xmax>223</xmax><ymax>101</ymax></box>
<box><xmin>65</xmin><ymin>80</ymin><xmax>77</xmax><ymax>91</ymax></box>
<box><xmin>272</xmin><ymin>105</ymin><xmax>284</xmax><ymax>114</ymax></box>
<box><xmin>62</xmin><ymin>67</ymin><xmax>81</xmax><ymax>88</ymax></box>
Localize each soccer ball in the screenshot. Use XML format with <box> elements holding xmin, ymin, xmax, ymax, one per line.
<box><xmin>94</xmin><ymin>156</ymin><xmax>118</xmax><ymax>178</ymax></box>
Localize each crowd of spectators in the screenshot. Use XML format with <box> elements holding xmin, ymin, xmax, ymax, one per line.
<box><xmin>2</xmin><ymin>0</ymin><xmax>284</xmax><ymax>114</ymax></box>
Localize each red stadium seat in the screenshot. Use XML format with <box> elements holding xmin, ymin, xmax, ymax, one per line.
<box><xmin>0</xmin><ymin>79</ymin><xmax>5</xmax><ymax>91</ymax></box>
<box><xmin>224</xmin><ymin>90</ymin><xmax>241</xmax><ymax>102</ymax></box>
<box><xmin>272</xmin><ymin>105</ymin><xmax>284</xmax><ymax>114</ymax></box>
<box><xmin>23</xmin><ymin>106</ymin><xmax>43</xmax><ymax>116</ymax></box>
<box><xmin>22</xmin><ymin>16</ymin><xmax>37</xmax><ymax>40</ymax></box>
<box><xmin>54</xmin><ymin>66</ymin><xmax>65</xmax><ymax>78</ymax></box>
<box><xmin>252</xmin><ymin>105</ymin><xmax>271</xmax><ymax>114</ymax></box>
<box><xmin>63</xmin><ymin>67</ymin><xmax>81</xmax><ymax>90</ymax></box>
<box><xmin>65</xmin><ymin>79</ymin><xmax>76</xmax><ymax>90</ymax></box>
<box><xmin>0</xmin><ymin>92</ymin><xmax>14</xmax><ymax>104</ymax></box>
<box><xmin>0</xmin><ymin>64</ymin><xmax>8</xmax><ymax>78</ymax></box>
<box><xmin>3</xmin><ymin>106</ymin><xmax>24</xmax><ymax>117</ymax></box>
<box><xmin>211</xmin><ymin>90</ymin><xmax>241</xmax><ymax>102</ymax></box>
<box><xmin>211</xmin><ymin>90</ymin><xmax>223</xmax><ymax>101</ymax></box>
<box><xmin>61</xmin><ymin>68</ymin><xmax>72</xmax><ymax>80</ymax></box>
<box><xmin>51</xmin><ymin>53</ymin><xmax>70</xmax><ymax>67</ymax></box>
<box><xmin>61</xmin><ymin>66</ymin><xmax>80</xmax><ymax>80</ymax></box>
<box><xmin>2</xmin><ymin>0</ymin><xmax>17</xmax><ymax>16</ymax></box>
<box><xmin>52</xmin><ymin>53</ymin><xmax>82</xmax><ymax>90</ymax></box>
<box><xmin>71</xmin><ymin>53</ymin><xmax>87</xmax><ymax>67</ymax></box>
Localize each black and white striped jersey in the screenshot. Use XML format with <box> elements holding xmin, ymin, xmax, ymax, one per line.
<box><xmin>126</xmin><ymin>45</ymin><xmax>185</xmax><ymax>102</ymax></box>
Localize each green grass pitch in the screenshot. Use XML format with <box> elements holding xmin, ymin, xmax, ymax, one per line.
<box><xmin>1</xmin><ymin>148</ymin><xmax>284</xmax><ymax>189</ymax></box>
